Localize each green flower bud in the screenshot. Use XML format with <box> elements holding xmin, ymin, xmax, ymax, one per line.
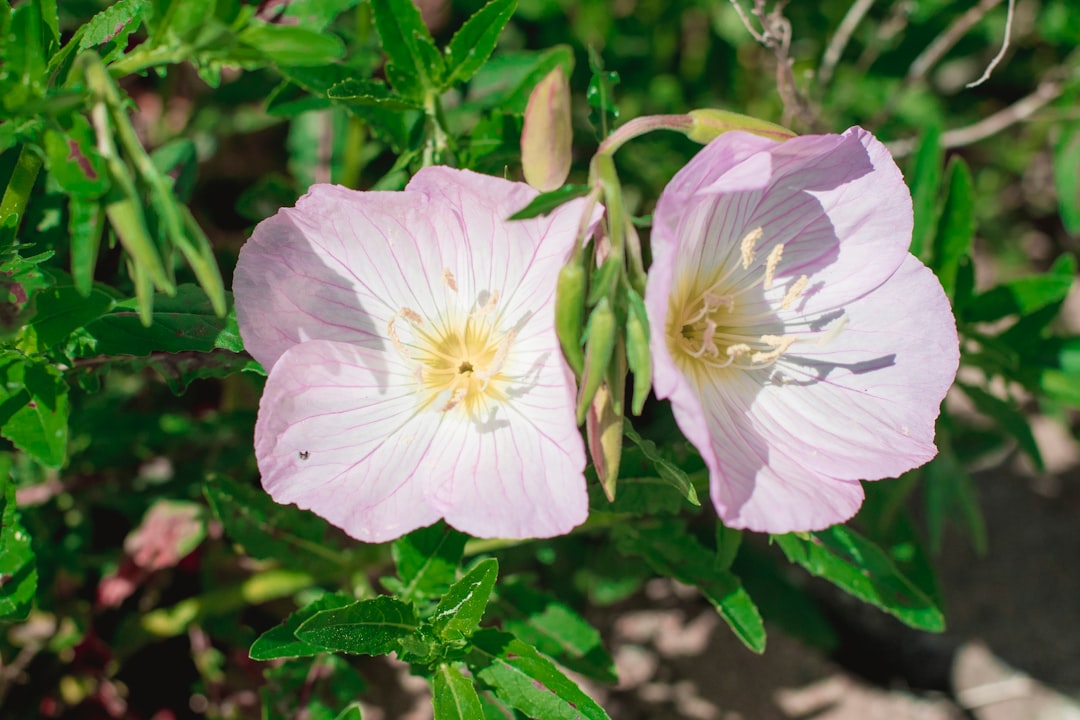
<box><xmin>625</xmin><ymin>287</ymin><xmax>651</xmax><ymax>416</ymax></box>
<box><xmin>577</xmin><ymin>296</ymin><xmax>617</xmax><ymax>424</ymax></box>
<box><xmin>554</xmin><ymin>259</ymin><xmax>587</xmax><ymax>377</ymax></box>
<box><xmin>521</xmin><ymin>66</ymin><xmax>573</xmax><ymax>192</ymax></box>
<box><xmin>686</xmin><ymin>109</ymin><xmax>796</xmax><ymax>144</ymax></box>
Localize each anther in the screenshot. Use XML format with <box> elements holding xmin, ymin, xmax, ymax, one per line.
<box><xmin>477</xmin><ymin>328</ymin><xmax>517</xmax><ymax>390</ymax></box>
<box><xmin>443</xmin><ymin>268</ymin><xmax>458</xmax><ymax>292</ymax></box>
<box><xmin>751</xmin><ymin>335</ymin><xmax>796</xmax><ymax>364</ymax></box>
<box><xmin>387</xmin><ymin>316</ymin><xmax>410</xmax><ymax>357</ymax></box>
<box><xmin>400</xmin><ymin>307</ymin><xmax>423</xmax><ymax>325</ymax></box>
<box><xmin>442</xmin><ymin>386</ymin><xmax>467</xmax><ymax>412</ymax></box>
<box><xmin>780</xmin><ymin>275</ymin><xmax>809</xmax><ymax>310</ymax></box>
<box><xmin>740</xmin><ymin>227</ymin><xmax>763</xmax><ymax>269</ymax></box>
<box><xmin>764</xmin><ymin>244</ymin><xmax>784</xmax><ymax>290</ymax></box>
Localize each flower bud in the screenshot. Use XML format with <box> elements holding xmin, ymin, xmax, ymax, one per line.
<box><xmin>521</xmin><ymin>66</ymin><xmax>573</xmax><ymax>192</ymax></box>
<box><xmin>587</xmin><ymin>382</ymin><xmax>623</xmax><ymax>501</ymax></box>
<box><xmin>554</xmin><ymin>259</ymin><xmax>587</xmax><ymax>377</ymax></box>
<box><xmin>686</xmin><ymin>109</ymin><xmax>796</xmax><ymax>145</ymax></box>
<box><xmin>625</xmin><ymin>287</ymin><xmax>651</xmax><ymax>416</ymax></box>
<box><xmin>576</xmin><ymin>296</ymin><xmax>617</xmax><ymax>424</ymax></box>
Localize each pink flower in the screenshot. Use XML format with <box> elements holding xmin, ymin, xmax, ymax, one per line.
<box><xmin>234</xmin><ymin>167</ymin><xmax>590</xmax><ymax>542</ymax></box>
<box><xmin>645</xmin><ymin>127</ymin><xmax>959</xmax><ymax>533</ymax></box>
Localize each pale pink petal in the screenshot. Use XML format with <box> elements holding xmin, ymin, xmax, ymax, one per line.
<box><xmin>255</xmin><ymin>340</ymin><xmax>442</xmax><ymax>542</ymax></box>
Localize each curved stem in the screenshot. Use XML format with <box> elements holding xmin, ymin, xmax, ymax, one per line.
<box><xmin>0</xmin><ymin>146</ymin><xmax>44</xmax><ymax>241</ymax></box>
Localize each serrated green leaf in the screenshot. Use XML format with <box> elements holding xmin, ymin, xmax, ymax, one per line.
<box><xmin>932</xmin><ymin>157</ymin><xmax>974</xmax><ymax>298</ymax></box>
<box><xmin>82</xmin><ymin>285</ymin><xmax>242</xmax><ymax>355</ymax></box>
<box><xmin>622</xmin><ymin>422</ymin><xmax>699</xmax><ymax>506</ymax></box>
<box><xmin>616</xmin><ymin>522</ymin><xmax>765</xmax><ymax>653</ymax></box>
<box><xmin>496</xmin><ymin>579</ymin><xmax>616</xmax><ymax>684</ymax></box>
<box><xmin>444</xmin><ymin>0</ymin><xmax>516</xmax><ymax>87</ymax></box>
<box><xmin>79</xmin><ymin>0</ymin><xmax>148</xmax><ymax>51</ymax></box>
<box><xmin>296</xmin><ymin>596</ymin><xmax>419</xmax><ymax>655</ymax></box>
<box><xmin>370</xmin><ymin>0</ymin><xmax>442</xmax><ymax>99</ymax></box>
<box><xmin>392</xmin><ymin>523</ymin><xmax>468</xmax><ymax>602</ymax></box>
<box><xmin>203</xmin><ymin>475</ymin><xmax>347</xmax><ymax>573</ymax></box>
<box><xmin>957</xmin><ymin>381</ymin><xmax>1043</xmax><ymax>470</ymax></box>
<box><xmin>250</xmin><ymin>592</ymin><xmax>355</xmax><ymax>660</ymax></box>
<box><xmin>433</xmin><ymin>663</ymin><xmax>483</xmax><ymax>720</ymax></box>
<box><xmin>508</xmin><ymin>184</ymin><xmax>590</xmax><ymax>221</ymax></box>
<box><xmin>430</xmin><ymin>558</ymin><xmax>498</xmax><ymax>641</ymax></box>
<box><xmin>29</xmin><ymin>285</ymin><xmax>114</xmax><ymax>349</ymax></box>
<box><xmin>467</xmin><ymin>628</ymin><xmax>610</xmax><ymax>720</ymax></box>
<box><xmin>0</xmin><ymin>249</ymin><xmax>53</xmax><ymax>339</ymax></box>
<box><xmin>238</xmin><ymin>22</ymin><xmax>346</xmax><ymax>66</ymax></box>
<box><xmin>0</xmin><ymin>353</ymin><xmax>69</xmax><ymax>469</ymax></box>
<box><xmin>0</xmin><ymin>463</ymin><xmax>37</xmax><ymax>621</ymax></box>
<box><xmin>281</xmin><ymin>0</ymin><xmax>363</xmax><ymax>30</ymax></box>
<box><xmin>964</xmin><ymin>253</ymin><xmax>1076</xmax><ymax>323</ymax></box>
<box><xmin>1054</xmin><ymin>120</ymin><xmax>1080</xmax><ymax>236</ymax></box>
<box><xmin>908</xmin><ymin>125</ymin><xmax>942</xmax><ymax>260</ymax></box>
<box><xmin>327</xmin><ymin>78</ymin><xmax>421</xmax><ymax>110</ymax></box>
<box><xmin>774</xmin><ymin>525</ymin><xmax>945</xmax><ymax>631</ymax></box>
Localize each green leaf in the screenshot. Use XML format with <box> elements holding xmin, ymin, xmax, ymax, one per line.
<box><xmin>390</xmin><ymin>523</ymin><xmax>468</xmax><ymax>602</ymax></box>
<box><xmin>0</xmin><ymin>352</ymin><xmax>69</xmax><ymax>469</ymax></box>
<box><xmin>924</xmin><ymin>446</ymin><xmax>987</xmax><ymax>554</ymax></box>
<box><xmin>333</xmin><ymin>705</ymin><xmax>363</xmax><ymax>720</ymax></box>
<box><xmin>963</xmin><ymin>253</ymin><xmax>1076</xmax><ymax>323</ymax></box>
<box><xmin>465</xmin><ymin>45</ymin><xmax>574</xmax><ymax>115</ymax></box>
<box><xmin>35</xmin><ymin>0</ymin><xmax>58</xmax><ymax>45</ymax></box>
<box><xmin>622</xmin><ymin>421</ymin><xmax>699</xmax><ymax>506</ymax></box>
<box><xmin>29</xmin><ymin>285</ymin><xmax>114</xmax><ymax>349</ymax></box>
<box><xmin>370</xmin><ymin>0</ymin><xmax>443</xmax><ymax>99</ymax></box>
<box><xmin>931</xmin><ymin>157</ymin><xmax>974</xmax><ymax>298</ymax></box>
<box><xmin>714</xmin><ymin>524</ymin><xmax>742</xmax><ymax>572</ymax></box>
<box><xmin>430</xmin><ymin>558</ymin><xmax>498</xmax><ymax>641</ymax></box>
<box><xmin>203</xmin><ymin>475</ymin><xmax>347</xmax><ymax>573</ymax></box>
<box><xmin>1053</xmin><ymin>120</ymin><xmax>1080</xmax><ymax>236</ymax></box>
<box><xmin>326</xmin><ymin>79</ymin><xmax>421</xmax><ymax>110</ymax></box>
<box><xmin>281</xmin><ymin>0</ymin><xmax>364</xmax><ymax>30</ymax></box>
<box><xmin>444</xmin><ymin>0</ymin><xmax>516</xmax><ymax>87</ymax></box>
<box><xmin>466</xmin><ymin>628</ymin><xmax>610</xmax><ymax>720</ymax></box>
<box><xmin>586</xmin><ymin>47</ymin><xmax>619</xmax><ymax>137</ymax></box>
<box><xmin>0</xmin><ymin>462</ymin><xmax>37</xmax><ymax>621</ymax></box>
<box><xmin>5</xmin><ymin>3</ymin><xmax>47</xmax><ymax>109</ymax></box>
<box><xmin>82</xmin><ymin>285</ymin><xmax>242</xmax><ymax>355</ymax></box>
<box><xmin>0</xmin><ymin>249</ymin><xmax>53</xmax><ymax>339</ymax></box>
<box><xmin>261</xmin><ymin>655</ymin><xmax>367</xmax><ymax>720</ymax></box>
<box><xmin>79</xmin><ymin>0</ymin><xmax>148</xmax><ymax>51</ymax></box>
<box><xmin>237</xmin><ymin>22</ymin><xmax>346</xmax><ymax>66</ymax></box>
<box><xmin>433</xmin><ymin>663</ymin><xmax>483</xmax><ymax>720</ymax></box>
<box><xmin>957</xmin><ymin>382</ymin><xmax>1043</xmax><ymax>470</ymax></box>
<box><xmin>908</xmin><ymin>124</ymin><xmax>943</xmax><ymax>260</ymax></box>
<box><xmin>296</xmin><ymin>596</ymin><xmax>419</xmax><ymax>655</ymax></box>
<box><xmin>151</xmin><ymin>139</ymin><xmax>198</xmax><ymax>203</ymax></box>
<box><xmin>508</xmin><ymin>184</ymin><xmax>590</xmax><ymax>221</ymax></box>
<box><xmin>495</xmin><ymin>579</ymin><xmax>616</xmax><ymax>684</ymax></box>
<box><xmin>68</xmin><ymin>196</ymin><xmax>104</xmax><ymax>297</ymax></box>
<box><xmin>616</xmin><ymin>522</ymin><xmax>765</xmax><ymax>653</ymax></box>
<box><xmin>43</xmin><ymin>122</ymin><xmax>110</xmax><ymax>199</ymax></box>
<box><xmin>774</xmin><ymin>525</ymin><xmax>945</xmax><ymax>631</ymax></box>
<box><xmin>250</xmin><ymin>592</ymin><xmax>355</xmax><ymax>660</ymax></box>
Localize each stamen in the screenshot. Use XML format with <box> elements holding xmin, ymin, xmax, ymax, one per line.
<box><xmin>472</xmin><ymin>290</ymin><xmax>500</xmax><ymax>318</ymax></box>
<box><xmin>443</xmin><ymin>268</ymin><xmax>458</xmax><ymax>292</ymax></box>
<box><xmin>780</xmin><ymin>275</ymin><xmax>809</xmax><ymax>310</ymax></box>
<box><xmin>400</xmin><ymin>307</ymin><xmax>423</xmax><ymax>325</ymax></box>
<box><xmin>442</xmin><ymin>386</ymin><xmax>467</xmax><ymax>412</ymax></box>
<box><xmin>763</xmin><ymin>243</ymin><xmax>784</xmax><ymax>289</ymax></box>
<box><xmin>740</xmin><ymin>227</ymin><xmax>763</xmax><ymax>269</ymax></box>
<box><xmin>751</xmin><ymin>335</ymin><xmax>796</xmax><ymax>364</ymax></box>
<box><xmin>816</xmin><ymin>314</ymin><xmax>849</xmax><ymax>346</ymax></box>
<box><xmin>387</xmin><ymin>315</ymin><xmax>410</xmax><ymax>357</ymax></box>
<box><xmin>477</xmin><ymin>328</ymin><xmax>517</xmax><ymax>390</ymax></box>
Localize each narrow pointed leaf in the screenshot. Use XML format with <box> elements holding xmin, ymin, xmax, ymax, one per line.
<box><xmin>391</xmin><ymin>523</ymin><xmax>468</xmax><ymax>602</ymax></box>
<box><xmin>508</xmin><ymin>184</ymin><xmax>590</xmax><ymax>220</ymax></box>
<box><xmin>250</xmin><ymin>592</ymin><xmax>355</xmax><ymax>660</ymax></box>
<box><xmin>296</xmin><ymin>596</ymin><xmax>419</xmax><ymax>655</ymax></box>
<box><xmin>430</xmin><ymin>558</ymin><xmax>498</xmax><ymax>640</ymax></box>
<box><xmin>433</xmin><ymin>663</ymin><xmax>483</xmax><ymax>720</ymax></box>
<box><xmin>444</xmin><ymin>0</ymin><xmax>517</xmax><ymax>87</ymax></box>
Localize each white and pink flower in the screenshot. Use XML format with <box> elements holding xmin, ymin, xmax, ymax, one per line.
<box><xmin>234</xmin><ymin>167</ymin><xmax>590</xmax><ymax>542</ymax></box>
<box><xmin>645</xmin><ymin>127</ymin><xmax>959</xmax><ymax>533</ymax></box>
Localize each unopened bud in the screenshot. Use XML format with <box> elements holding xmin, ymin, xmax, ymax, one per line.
<box><xmin>554</xmin><ymin>260</ymin><xmax>587</xmax><ymax>377</ymax></box>
<box><xmin>686</xmin><ymin>109</ymin><xmax>796</xmax><ymax>145</ymax></box>
<box><xmin>625</xmin><ymin>288</ymin><xmax>651</xmax><ymax>416</ymax></box>
<box><xmin>587</xmin><ymin>382</ymin><xmax>623</xmax><ymax>501</ymax></box>
<box><xmin>521</xmin><ymin>66</ymin><xmax>573</xmax><ymax>192</ymax></box>
<box><xmin>576</xmin><ymin>296</ymin><xmax>617</xmax><ymax>424</ymax></box>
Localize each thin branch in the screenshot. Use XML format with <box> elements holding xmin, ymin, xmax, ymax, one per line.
<box><xmin>906</xmin><ymin>0</ymin><xmax>1003</xmax><ymax>85</ymax></box>
<box><xmin>965</xmin><ymin>0</ymin><xmax>1016</xmax><ymax>88</ymax></box>
<box><xmin>887</xmin><ymin>79</ymin><xmax>1063</xmax><ymax>157</ymax></box>
<box><xmin>819</xmin><ymin>0</ymin><xmax>877</xmax><ymax>89</ymax></box>
<box><xmin>727</xmin><ymin>0</ymin><xmax>766</xmax><ymax>42</ymax></box>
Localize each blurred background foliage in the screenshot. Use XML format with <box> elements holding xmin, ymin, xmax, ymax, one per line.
<box><xmin>1</xmin><ymin>0</ymin><xmax>1079</xmax><ymax>717</ymax></box>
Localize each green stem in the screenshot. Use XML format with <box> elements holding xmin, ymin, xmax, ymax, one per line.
<box><xmin>0</xmin><ymin>146</ymin><xmax>44</xmax><ymax>241</ymax></box>
<box><xmin>594</xmin><ymin>114</ymin><xmax>693</xmax><ymax>158</ymax></box>
<box><xmin>107</xmin><ymin>44</ymin><xmax>186</xmax><ymax>78</ymax></box>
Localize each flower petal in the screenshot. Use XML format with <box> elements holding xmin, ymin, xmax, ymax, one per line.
<box><xmin>255</xmin><ymin>339</ymin><xmax>442</xmax><ymax>543</ymax></box>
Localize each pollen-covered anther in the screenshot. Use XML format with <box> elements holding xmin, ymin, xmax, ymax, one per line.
<box><xmin>780</xmin><ymin>274</ymin><xmax>809</xmax><ymax>310</ymax></box>
<box><xmin>476</xmin><ymin>328</ymin><xmax>517</xmax><ymax>390</ymax></box>
<box><xmin>764</xmin><ymin>243</ymin><xmax>784</xmax><ymax>289</ymax></box>
<box><xmin>442</xmin><ymin>386</ymin><xmax>467</xmax><ymax>412</ymax></box>
<box><xmin>739</xmin><ymin>227</ymin><xmax>763</xmax><ymax>269</ymax></box>
<box><xmin>443</xmin><ymin>268</ymin><xmax>458</xmax><ymax>292</ymax></box>
<box><xmin>750</xmin><ymin>335</ymin><xmax>797</xmax><ymax>364</ymax></box>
